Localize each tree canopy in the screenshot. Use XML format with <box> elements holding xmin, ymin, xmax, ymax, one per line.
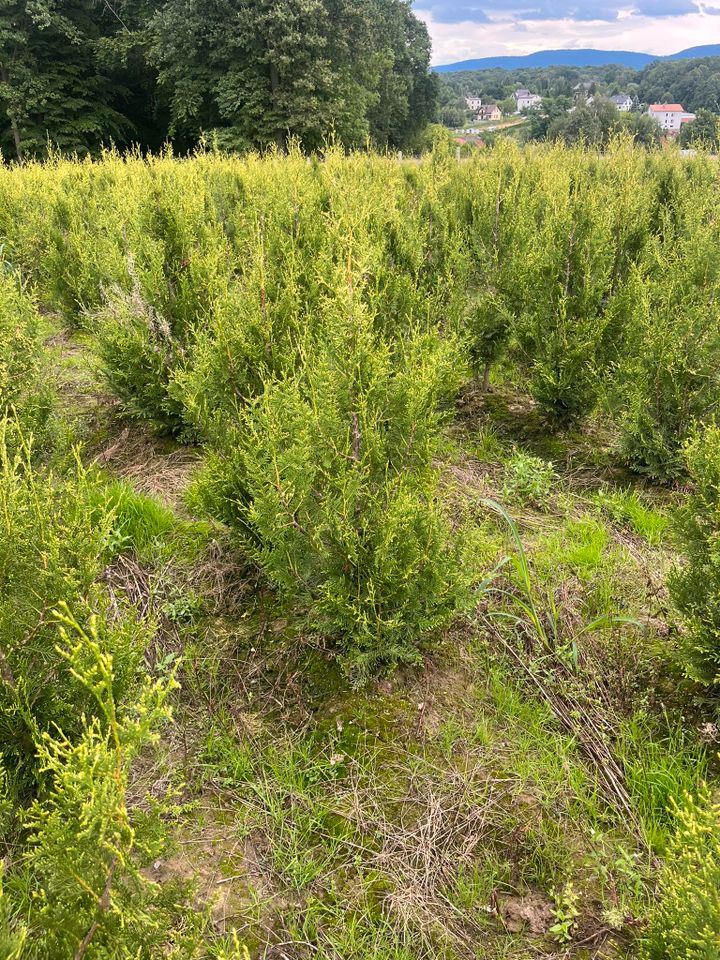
<box><xmin>0</xmin><ymin>0</ymin><xmax>436</xmax><ymax>158</ymax></box>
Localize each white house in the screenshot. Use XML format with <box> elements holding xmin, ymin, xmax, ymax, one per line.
<box><xmin>514</xmin><ymin>89</ymin><xmax>542</xmax><ymax>112</ymax></box>
<box><xmin>573</xmin><ymin>81</ymin><xmax>594</xmax><ymax>102</ymax></box>
<box><xmin>610</xmin><ymin>94</ymin><xmax>633</xmax><ymax>112</ymax></box>
<box><xmin>648</xmin><ymin>104</ymin><xmax>696</xmax><ymax>134</ymax></box>
<box><xmin>465</xmin><ymin>96</ymin><xmax>483</xmax><ymax>112</ymax></box>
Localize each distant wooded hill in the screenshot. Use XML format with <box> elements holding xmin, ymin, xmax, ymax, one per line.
<box><xmin>436</xmin><ymin>55</ymin><xmax>720</xmax><ymax>128</ymax></box>
<box><xmin>435</xmin><ymin>45</ymin><xmax>720</xmax><ymax>73</ymax></box>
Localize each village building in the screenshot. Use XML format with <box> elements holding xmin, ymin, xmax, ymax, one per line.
<box><xmin>514</xmin><ymin>89</ymin><xmax>542</xmax><ymax>111</ymax></box>
<box><xmin>647</xmin><ymin>103</ymin><xmax>696</xmax><ymax>133</ymax></box>
<box><xmin>572</xmin><ymin>81</ymin><xmax>596</xmax><ymax>103</ymax></box>
<box><xmin>610</xmin><ymin>94</ymin><xmax>633</xmax><ymax>112</ymax></box>
<box><xmin>465</xmin><ymin>96</ymin><xmax>483</xmax><ymax>112</ymax></box>
<box><xmin>474</xmin><ymin>103</ymin><xmax>502</xmax><ymax>121</ymax></box>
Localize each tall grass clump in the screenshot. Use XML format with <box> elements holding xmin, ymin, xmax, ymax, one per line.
<box><xmin>190</xmin><ymin>264</ymin><xmax>475</xmax><ymax>683</ymax></box>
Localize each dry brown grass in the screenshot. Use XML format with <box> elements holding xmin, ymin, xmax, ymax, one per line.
<box><xmin>93</xmin><ymin>425</ymin><xmax>201</xmax><ymax>511</ymax></box>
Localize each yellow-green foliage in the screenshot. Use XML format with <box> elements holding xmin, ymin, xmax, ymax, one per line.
<box><xmin>2</xmin><ymin>610</ymin><xmax>178</xmax><ymax>959</ymax></box>
<box><xmin>0</xmin><ymin>432</ymin><xmax>192</xmax><ymax>956</ymax></box>
<box><xmin>645</xmin><ymin>786</ymin><xmax>720</xmax><ymax>959</ymax></box>
<box><xmin>1</xmin><ymin>141</ymin><xmax>719</xmax><ymax>458</ymax></box>
<box><xmin>1</xmin><ymin>140</ymin><xmax>719</xmax><ymax>672</ymax></box>
<box><xmin>0</xmin><ymin>270</ymin><xmax>52</xmax><ymax>443</ymax></box>
<box><xmin>0</xmin><ymin>430</ymin><xmax>144</xmax><ymax>794</ymax></box>
<box><xmin>2</xmin><ymin>136</ymin><xmax>720</xmax><ymax>960</ymax></box>
<box><xmin>671</xmin><ymin>425</ymin><xmax>720</xmax><ymax>686</ymax></box>
<box><xmin>190</xmin><ymin>262</ymin><xmax>472</xmax><ymax>683</ymax></box>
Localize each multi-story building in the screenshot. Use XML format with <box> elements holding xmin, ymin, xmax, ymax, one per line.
<box><xmin>610</xmin><ymin>94</ymin><xmax>633</xmax><ymax>112</ymax></box>
<box><xmin>474</xmin><ymin>104</ymin><xmax>502</xmax><ymax>121</ymax></box>
<box><xmin>514</xmin><ymin>89</ymin><xmax>542</xmax><ymax>111</ymax></box>
<box><xmin>648</xmin><ymin>104</ymin><xmax>696</xmax><ymax>133</ymax></box>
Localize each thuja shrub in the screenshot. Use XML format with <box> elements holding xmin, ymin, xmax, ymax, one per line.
<box><xmin>179</xmin><ymin>180</ymin><xmax>331</xmax><ymax>441</ymax></box>
<box><xmin>0</xmin><ymin>434</ymin><xmax>205</xmax><ymax>956</ymax></box>
<box><xmin>452</xmin><ymin>141</ymin><xmax>533</xmax><ymax>388</ymax></box>
<box><xmin>95</xmin><ymin>279</ymin><xmax>192</xmax><ymax>436</ymax></box>
<box><xmin>95</xmin><ymin>158</ymin><xmax>237</xmax><ymax>436</ymax></box>
<box><xmin>644</xmin><ymin>786</ymin><xmax>720</xmax><ymax>959</ymax></box>
<box><xmin>615</xmin><ymin>226</ymin><xmax>720</xmax><ymax>480</ymax></box>
<box><xmin>0</xmin><ymin>168</ymin><xmax>44</xmax><ymax>296</ymax></box>
<box><xmin>181</xmin><ymin>151</ymin><xmax>455</xmax><ymax>443</ymax></box>
<box><xmin>41</xmin><ymin>156</ymin><xmax>131</xmax><ymax>322</ymax></box>
<box><xmin>190</xmin><ymin>271</ymin><xmax>474</xmax><ymax>683</ymax></box>
<box><xmin>0</xmin><ymin>429</ymin><xmax>143</xmax><ymax>794</ymax></box>
<box><xmin>1</xmin><ymin>611</ymin><xmax>181</xmax><ymax>959</ymax></box>
<box><xmin>0</xmin><ymin>270</ymin><xmax>53</xmax><ymax>445</ymax></box>
<box><xmin>670</xmin><ymin>426</ymin><xmax>720</xmax><ymax>686</ymax></box>
<box><xmin>509</xmin><ymin>147</ymin><xmax>618</xmax><ymax>423</ymax></box>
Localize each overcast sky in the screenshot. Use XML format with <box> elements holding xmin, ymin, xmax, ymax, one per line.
<box><xmin>415</xmin><ymin>0</ymin><xmax>720</xmax><ymax>65</ymax></box>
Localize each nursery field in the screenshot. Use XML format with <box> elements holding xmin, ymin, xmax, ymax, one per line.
<box><xmin>1</xmin><ymin>141</ymin><xmax>720</xmax><ymax>960</ymax></box>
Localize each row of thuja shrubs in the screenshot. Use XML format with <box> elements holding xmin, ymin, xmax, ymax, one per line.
<box><xmin>2</xmin><ymin>140</ymin><xmax>720</xmax><ymax>479</ymax></box>
<box><xmin>1</xmin><ymin>142</ymin><xmax>720</xmax><ymax>677</ymax></box>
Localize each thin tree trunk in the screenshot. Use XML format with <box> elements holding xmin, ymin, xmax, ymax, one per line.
<box><xmin>0</xmin><ymin>66</ymin><xmax>22</xmax><ymax>161</ymax></box>
<box><xmin>269</xmin><ymin>61</ymin><xmax>286</xmax><ymax>152</ymax></box>
<box><xmin>482</xmin><ymin>360</ymin><xmax>492</xmax><ymax>393</ymax></box>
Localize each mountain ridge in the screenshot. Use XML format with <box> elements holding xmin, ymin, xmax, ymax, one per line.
<box><xmin>433</xmin><ymin>45</ymin><xmax>720</xmax><ymax>73</ymax></box>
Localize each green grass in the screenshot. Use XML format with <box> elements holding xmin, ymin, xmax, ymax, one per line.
<box><xmin>594</xmin><ymin>487</ymin><xmax>669</xmax><ymax>546</ymax></box>
<box><xmin>618</xmin><ymin>714</ymin><xmax>708</xmax><ymax>854</ymax></box>
<box><xmin>89</xmin><ymin>478</ymin><xmax>177</xmax><ymax>555</ymax></box>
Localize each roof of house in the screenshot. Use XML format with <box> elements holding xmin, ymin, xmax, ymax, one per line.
<box><xmin>649</xmin><ymin>104</ymin><xmax>685</xmax><ymax>112</ymax></box>
<box><xmin>514</xmin><ymin>89</ymin><xmax>532</xmax><ymax>97</ymax></box>
<box><xmin>611</xmin><ymin>94</ymin><xmax>631</xmax><ymax>102</ymax></box>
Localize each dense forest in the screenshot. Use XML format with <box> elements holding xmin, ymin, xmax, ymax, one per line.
<box><xmin>0</xmin><ymin>0</ymin><xmax>437</xmax><ymax>158</ymax></box>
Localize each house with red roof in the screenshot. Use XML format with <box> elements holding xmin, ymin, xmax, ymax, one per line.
<box><xmin>647</xmin><ymin>104</ymin><xmax>696</xmax><ymax>134</ymax></box>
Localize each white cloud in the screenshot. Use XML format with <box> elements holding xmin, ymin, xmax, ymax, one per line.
<box><xmin>417</xmin><ymin>9</ymin><xmax>720</xmax><ymax>64</ymax></box>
